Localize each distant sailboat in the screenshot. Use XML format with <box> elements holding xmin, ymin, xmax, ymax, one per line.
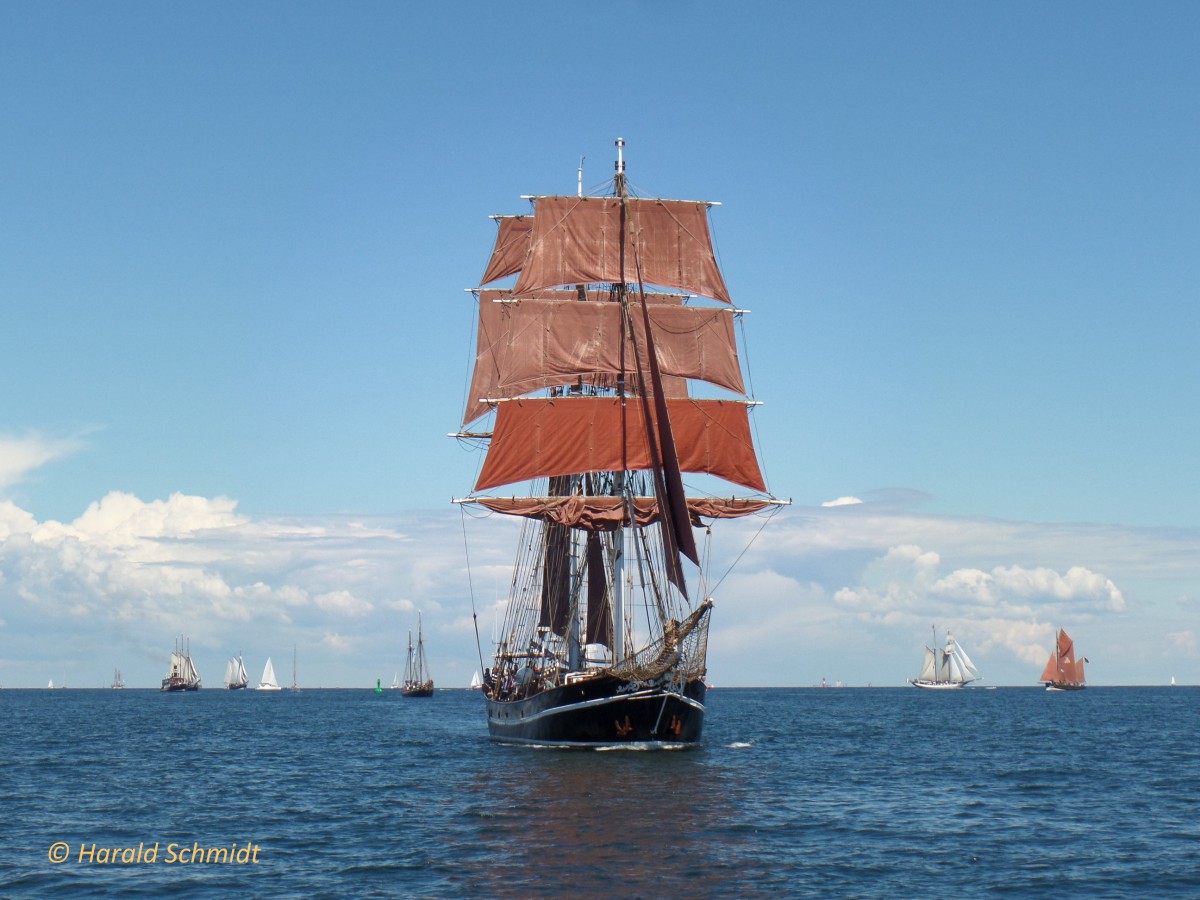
<box><xmin>910</xmin><ymin>626</ymin><xmax>981</xmax><ymax>690</ymax></box>
<box><xmin>224</xmin><ymin>654</ymin><xmax>249</xmax><ymax>690</ymax></box>
<box><xmin>257</xmin><ymin>657</ymin><xmax>282</xmax><ymax>691</ymax></box>
<box><xmin>290</xmin><ymin>646</ymin><xmax>299</xmax><ymax>691</ymax></box>
<box><xmin>469</xmin><ymin>671</ymin><xmax>483</xmax><ymax>691</ymax></box>
<box><xmin>111</xmin><ymin>669</ymin><xmax>125</xmax><ymax>689</ymax></box>
<box><xmin>389</xmin><ymin>672</ymin><xmax>401</xmax><ymax>690</ymax></box>
<box><xmin>47</xmin><ymin>679</ymin><xmax>54</xmax><ymax>690</ymax></box>
<box><xmin>1040</xmin><ymin>628</ymin><xmax>1087</xmax><ymax>691</ymax></box>
<box><xmin>161</xmin><ymin>635</ymin><xmax>201</xmax><ymax>691</ymax></box>
<box><xmin>401</xmin><ymin>613</ymin><xmax>434</xmax><ymax>698</ymax></box>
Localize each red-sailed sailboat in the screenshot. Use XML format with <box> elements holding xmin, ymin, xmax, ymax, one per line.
<box><xmin>1040</xmin><ymin>628</ymin><xmax>1087</xmax><ymax>691</ymax></box>
<box><xmin>455</xmin><ymin>139</ymin><xmax>785</xmax><ymax>747</ymax></box>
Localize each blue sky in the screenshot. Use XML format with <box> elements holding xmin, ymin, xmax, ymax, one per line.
<box><xmin>1</xmin><ymin>2</ymin><xmax>1197</xmax><ymax>688</ymax></box>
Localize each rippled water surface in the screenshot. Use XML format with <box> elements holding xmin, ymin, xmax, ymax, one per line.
<box><xmin>3</xmin><ymin>687</ymin><xmax>1198</xmax><ymax>897</ymax></box>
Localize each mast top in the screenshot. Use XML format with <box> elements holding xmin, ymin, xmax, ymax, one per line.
<box><xmin>615</xmin><ymin>137</ymin><xmax>625</xmax><ymax>175</ymax></box>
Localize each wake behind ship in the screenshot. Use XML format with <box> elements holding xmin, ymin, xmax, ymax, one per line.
<box><xmin>455</xmin><ymin>139</ymin><xmax>785</xmax><ymax>747</ymax></box>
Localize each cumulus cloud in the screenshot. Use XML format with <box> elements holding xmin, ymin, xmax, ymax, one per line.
<box><xmin>822</xmin><ymin>496</ymin><xmax>863</xmax><ymax>508</ymax></box>
<box><xmin>831</xmin><ymin>542</ymin><xmax>1125</xmax><ymax>663</ymax></box>
<box><xmin>0</xmin><ymin>492</ymin><xmax>472</xmax><ymax>684</ymax></box>
<box><xmin>1</xmin><ymin>485</ymin><xmax>1195</xmax><ymax>686</ymax></box>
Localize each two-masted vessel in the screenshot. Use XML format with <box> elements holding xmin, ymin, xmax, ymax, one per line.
<box><xmin>1040</xmin><ymin>628</ymin><xmax>1087</xmax><ymax>691</ymax></box>
<box><xmin>224</xmin><ymin>654</ymin><xmax>249</xmax><ymax>690</ymax></box>
<box><xmin>111</xmin><ymin>669</ymin><xmax>125</xmax><ymax>689</ymax></box>
<box><xmin>454</xmin><ymin>139</ymin><xmax>782</xmax><ymax>746</ymax></box>
<box><xmin>910</xmin><ymin>626</ymin><xmax>981</xmax><ymax>689</ymax></box>
<box><xmin>400</xmin><ymin>613</ymin><xmax>434</xmax><ymax>697</ymax></box>
<box><xmin>161</xmin><ymin>635</ymin><xmax>201</xmax><ymax>691</ymax></box>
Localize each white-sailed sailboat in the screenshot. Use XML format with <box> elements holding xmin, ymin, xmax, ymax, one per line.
<box><xmin>257</xmin><ymin>657</ymin><xmax>282</xmax><ymax>691</ymax></box>
<box><xmin>224</xmin><ymin>654</ymin><xmax>249</xmax><ymax>690</ymax></box>
<box><xmin>910</xmin><ymin>626</ymin><xmax>981</xmax><ymax>689</ymax></box>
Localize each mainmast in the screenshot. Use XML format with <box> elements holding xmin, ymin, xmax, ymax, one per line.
<box><xmin>613</xmin><ymin>136</ymin><xmax>628</xmax><ymax>664</ymax></box>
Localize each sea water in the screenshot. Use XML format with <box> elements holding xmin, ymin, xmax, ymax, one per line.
<box><xmin>2</xmin><ymin>686</ymin><xmax>1197</xmax><ymax>897</ymax></box>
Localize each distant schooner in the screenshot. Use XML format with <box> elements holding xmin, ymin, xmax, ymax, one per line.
<box><xmin>909</xmin><ymin>626</ymin><xmax>981</xmax><ymax>690</ymax></box>
<box><xmin>161</xmin><ymin>635</ymin><xmax>201</xmax><ymax>692</ymax></box>
<box><xmin>454</xmin><ymin>139</ymin><xmax>785</xmax><ymax>747</ymax></box>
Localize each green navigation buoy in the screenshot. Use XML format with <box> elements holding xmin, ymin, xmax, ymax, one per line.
<box><xmin>374</xmin><ymin>677</ymin><xmax>383</xmax><ymax>694</ymax></box>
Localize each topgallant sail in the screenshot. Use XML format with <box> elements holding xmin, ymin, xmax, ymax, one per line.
<box><xmin>455</xmin><ymin>139</ymin><xmax>785</xmax><ymax>747</ymax></box>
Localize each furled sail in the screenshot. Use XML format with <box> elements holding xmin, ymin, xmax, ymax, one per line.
<box><xmin>470</xmin><ymin>495</ymin><xmax>773</xmax><ymax>529</ymax></box>
<box><xmin>463</xmin><ymin>294</ymin><xmax>745</xmax><ymax>425</ymax></box>
<box><xmin>506</xmin><ymin>196</ymin><xmax>731</xmax><ymax>303</ymax></box>
<box><xmin>474</xmin><ymin>397</ymin><xmax>765</xmax><ymax>493</ymax></box>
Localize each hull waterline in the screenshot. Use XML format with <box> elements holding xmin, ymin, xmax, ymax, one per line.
<box><xmin>909</xmin><ymin>679</ymin><xmax>968</xmax><ymax>690</ymax></box>
<box><xmin>486</xmin><ymin>676</ymin><xmax>706</xmax><ymax>747</ymax></box>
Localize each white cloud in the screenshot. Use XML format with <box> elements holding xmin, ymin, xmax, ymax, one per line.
<box><xmin>0</xmin><ymin>490</ymin><xmax>1196</xmax><ymax>687</ymax></box>
<box><xmin>1168</xmin><ymin>630</ymin><xmax>1197</xmax><ymax>655</ymax></box>
<box><xmin>0</xmin><ymin>432</ymin><xmax>84</xmax><ymax>492</ymax></box>
<box><xmin>821</xmin><ymin>496</ymin><xmax>863</xmax><ymax>508</ymax></box>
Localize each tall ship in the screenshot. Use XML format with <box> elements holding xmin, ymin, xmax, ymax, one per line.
<box><xmin>161</xmin><ymin>635</ymin><xmax>201</xmax><ymax>692</ymax></box>
<box><xmin>909</xmin><ymin>626</ymin><xmax>981</xmax><ymax>689</ymax></box>
<box><xmin>224</xmin><ymin>654</ymin><xmax>249</xmax><ymax>690</ymax></box>
<box><xmin>1040</xmin><ymin>628</ymin><xmax>1087</xmax><ymax>691</ymax></box>
<box><xmin>111</xmin><ymin>669</ymin><xmax>125</xmax><ymax>689</ymax></box>
<box><xmin>401</xmin><ymin>613</ymin><xmax>434</xmax><ymax>697</ymax></box>
<box><xmin>455</xmin><ymin>139</ymin><xmax>783</xmax><ymax>746</ymax></box>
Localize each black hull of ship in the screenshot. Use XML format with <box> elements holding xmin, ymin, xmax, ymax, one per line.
<box><xmin>486</xmin><ymin>675</ymin><xmax>706</xmax><ymax>748</ymax></box>
<box><xmin>1045</xmin><ymin>682</ymin><xmax>1086</xmax><ymax>692</ymax></box>
<box><xmin>161</xmin><ymin>680</ymin><xmax>200</xmax><ymax>692</ymax></box>
<box><xmin>401</xmin><ymin>687</ymin><xmax>434</xmax><ymax>698</ymax></box>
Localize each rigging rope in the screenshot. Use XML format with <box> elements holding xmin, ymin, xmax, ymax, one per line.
<box><xmin>460</xmin><ymin>505</ymin><xmax>487</xmax><ymax>676</ymax></box>
<box><xmin>708</xmin><ymin>504</ymin><xmax>784</xmax><ymax>596</ymax></box>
